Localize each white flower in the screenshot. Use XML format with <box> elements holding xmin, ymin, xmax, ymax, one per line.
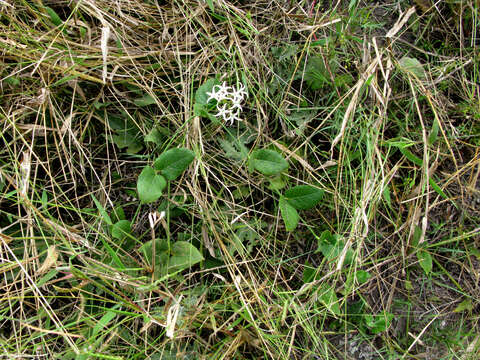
<box><xmin>206</xmin><ymin>81</ymin><xmax>247</xmax><ymax>125</ymax></box>
<box><xmin>206</xmin><ymin>82</ymin><xmax>232</xmax><ymax>103</ymax></box>
<box><xmin>148</xmin><ymin>210</ymin><xmax>165</xmax><ymax>229</ymax></box>
<box><xmin>231</xmin><ymin>83</ymin><xmax>247</xmax><ymax>103</ymax></box>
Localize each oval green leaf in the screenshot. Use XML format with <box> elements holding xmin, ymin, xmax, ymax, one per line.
<box><xmin>154</xmin><ymin>148</ymin><xmax>195</xmax><ymax>181</ymax></box>
<box><xmin>279</xmin><ymin>196</ymin><xmax>299</xmax><ymax>231</ymax></box>
<box><xmin>285</xmin><ymin>185</ymin><xmax>324</xmax><ymax>210</ymax></box>
<box><xmin>250</xmin><ymin>149</ymin><xmax>288</xmax><ymax>176</ymax></box>
<box><xmin>137</xmin><ymin>166</ymin><xmax>166</xmax><ymax>203</ymax></box>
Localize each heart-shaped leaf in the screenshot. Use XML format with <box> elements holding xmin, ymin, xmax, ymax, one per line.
<box><xmin>279</xmin><ymin>196</ymin><xmax>299</xmax><ymax>231</ymax></box>
<box><xmin>249</xmin><ymin>149</ymin><xmax>288</xmax><ymax>176</ymax></box>
<box><xmin>285</xmin><ymin>185</ymin><xmax>324</xmax><ymax>210</ymax></box>
<box><xmin>154</xmin><ymin>148</ymin><xmax>195</xmax><ymax>181</ymax></box>
<box><xmin>137</xmin><ymin>166</ymin><xmax>166</xmax><ymax>203</ymax></box>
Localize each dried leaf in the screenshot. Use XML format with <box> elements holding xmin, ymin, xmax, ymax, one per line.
<box><xmin>38</xmin><ymin>246</ymin><xmax>59</xmax><ymax>274</ymax></box>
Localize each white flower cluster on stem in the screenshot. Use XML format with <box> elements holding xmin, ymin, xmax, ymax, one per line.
<box><xmin>206</xmin><ymin>82</ymin><xmax>247</xmax><ymax>125</ymax></box>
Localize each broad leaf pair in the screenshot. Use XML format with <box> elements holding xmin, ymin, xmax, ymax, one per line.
<box><xmin>280</xmin><ymin>185</ymin><xmax>324</xmax><ymax>231</ymax></box>
<box><xmin>137</xmin><ymin>148</ymin><xmax>195</xmax><ymax>204</ymax></box>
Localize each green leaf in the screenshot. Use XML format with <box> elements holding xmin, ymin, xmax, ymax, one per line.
<box><xmin>154</xmin><ymin>148</ymin><xmax>195</xmax><ymax>181</ymax></box>
<box><xmin>134</xmin><ymin>93</ymin><xmax>156</xmax><ymax>107</ymax></box>
<box><xmin>454</xmin><ymin>299</ymin><xmax>473</xmax><ymax>313</ymax></box>
<box><xmin>347</xmin><ymin>299</ymin><xmax>366</xmax><ymax>325</ymax></box>
<box><xmin>139</xmin><ymin>239</ymin><xmax>203</xmax><ymax>279</ymax></box>
<box><xmin>303</xmin><ymin>262</ymin><xmax>320</xmax><ymax>283</ymax></box>
<box><xmin>193</xmin><ymin>103</ymin><xmax>209</xmax><ymax>118</ymax></box>
<box><xmin>417</xmin><ymin>249</ymin><xmax>432</xmax><ymax>275</ymax></box>
<box><xmin>428</xmin><ymin>118</ymin><xmax>439</xmax><ymax>144</ymax></box>
<box><xmin>45</xmin><ymin>6</ymin><xmax>62</xmax><ymax>26</ymax></box>
<box><xmin>318</xmin><ymin>285</ymin><xmax>341</xmax><ymax>316</ymax></box>
<box><xmin>356</xmin><ymin>270</ymin><xmax>371</xmax><ymax>284</ymax></box>
<box><xmin>348</xmin><ymin>0</ymin><xmax>359</xmax><ymax>12</ymax></box>
<box><xmin>37</xmin><ymin>269</ymin><xmax>58</xmax><ymax>287</ymax></box>
<box><xmin>279</xmin><ymin>197</ymin><xmax>299</xmax><ymax>231</ymax></box>
<box><xmin>111</xmin><ymin>206</ymin><xmax>126</xmax><ymax>223</ymax></box>
<box><xmin>365</xmin><ymin>312</ymin><xmax>394</xmax><ymax>334</ymax></box>
<box><xmin>111</xmin><ymin>131</ymin><xmax>143</xmax><ymax>154</ymax></box>
<box><xmin>126</xmin><ymin>141</ymin><xmax>144</xmax><ymax>154</ymax></box>
<box><xmin>218</xmin><ymin>137</ymin><xmax>249</xmax><ymax>162</ymax></box>
<box><xmin>271</xmin><ymin>44</ymin><xmax>299</xmax><ymax>62</ymax></box>
<box><xmin>398</xmin><ymin>56</ymin><xmax>426</xmax><ymax>79</ymax></box>
<box><xmin>169</xmin><ymin>241</ymin><xmax>204</xmax><ymax>272</ymax></box>
<box><xmin>411</xmin><ymin>225</ymin><xmax>422</xmax><ymax>248</ymax></box>
<box><xmin>429</xmin><ymin>177</ymin><xmax>449</xmax><ymax>200</ymax></box>
<box><xmin>249</xmin><ymin>149</ymin><xmax>288</xmax><ymax>176</ymax></box>
<box><xmin>405</xmin><ymin>280</ymin><xmax>413</xmax><ymax>290</ymax></box>
<box><xmin>195</xmin><ymin>78</ymin><xmax>219</xmax><ymax>105</ymax></box>
<box><xmin>194</xmin><ymin>79</ymin><xmax>221</xmax><ymax>120</ymax></box>
<box><xmin>91</xmin><ymin>306</ymin><xmax>119</xmax><ymax>338</ymax></box>
<box><xmin>4</xmin><ymin>76</ymin><xmax>20</xmax><ymax>86</ymax></box>
<box><xmin>392</xmin><ymin>144</ymin><xmax>449</xmax><ymax>201</ymax></box>
<box><xmin>305</xmin><ymin>56</ymin><xmax>332</xmax><ymax>90</ymax></box>
<box><xmin>382</xmin><ymin>185</ymin><xmax>392</xmax><ymax>208</ymax></box>
<box><xmin>469</xmin><ymin>247</ymin><xmax>480</xmax><ymax>260</ymax></box>
<box><xmin>108</xmin><ymin>119</ymin><xmax>143</xmax><ymax>154</ymax></box>
<box><xmin>398</xmin><ymin>146</ymin><xmax>423</xmax><ymax>166</ymax></box>
<box><xmin>91</xmin><ymin>194</ymin><xmax>112</xmax><ymax>226</ymax></box>
<box><xmin>137</xmin><ymin>166</ymin><xmax>166</xmax><ymax>204</ymax></box>
<box><xmin>284</xmin><ymin>185</ymin><xmax>324</xmax><ymax>210</ymax></box>
<box><xmin>139</xmin><ymin>239</ymin><xmax>169</xmax><ymax>278</ymax></box>
<box><xmin>206</xmin><ymin>0</ymin><xmax>214</xmax><ymax>12</ymax></box>
<box><xmin>285</xmin><ymin>109</ymin><xmax>315</xmax><ymax>136</ymax></box>
<box><xmin>267</xmin><ymin>175</ymin><xmax>287</xmax><ymax>191</ymax></box>
<box><xmin>41</xmin><ymin>190</ymin><xmax>48</xmax><ymax>209</ymax></box>
<box><xmin>315</xmin><ymin>231</ymin><xmax>355</xmax><ymax>265</ymax></box>
<box><xmin>111</xmin><ymin>220</ymin><xmax>131</xmax><ymax>241</ymax></box>
<box><xmin>315</xmin><ymin>230</ymin><xmax>341</xmax><ymax>259</ymax></box>
<box><xmin>334</xmin><ymin>73</ymin><xmax>354</xmax><ymax>88</ymax></box>
<box><xmin>144</xmin><ymin>128</ymin><xmax>164</xmax><ymax>144</ymax></box>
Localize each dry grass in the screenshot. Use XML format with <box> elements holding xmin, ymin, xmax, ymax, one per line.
<box><xmin>1</xmin><ymin>0</ymin><xmax>479</xmax><ymax>359</ymax></box>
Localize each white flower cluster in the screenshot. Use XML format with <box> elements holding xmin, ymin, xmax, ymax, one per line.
<box><xmin>206</xmin><ymin>82</ymin><xmax>247</xmax><ymax>125</ymax></box>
